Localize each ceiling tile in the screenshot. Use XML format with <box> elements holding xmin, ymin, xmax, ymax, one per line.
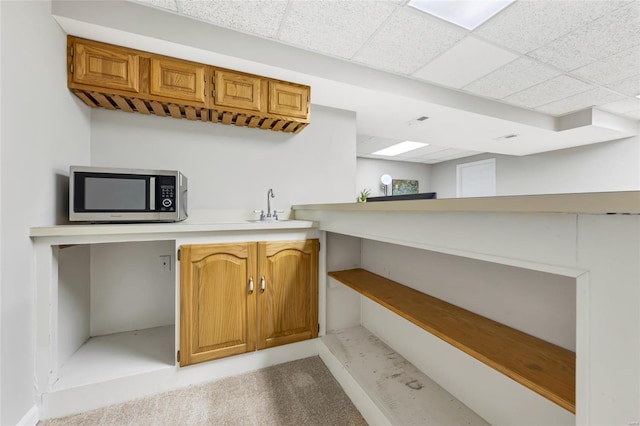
<box><xmin>400</xmin><ymin>145</ymin><xmax>452</xmax><ymax>159</ymax></box>
<box><xmin>474</xmin><ymin>0</ymin><xmax>627</xmax><ymax>54</ymax></box>
<box><xmin>277</xmin><ymin>1</ymin><xmax>397</xmax><ymax>59</ymax></box>
<box><xmin>527</xmin><ymin>2</ymin><xmax>640</xmax><ymax>71</ymax></box>
<box><xmin>413</xmin><ymin>36</ymin><xmax>518</xmax><ymax>88</ymax></box>
<box><xmin>421</xmin><ymin>149</ymin><xmax>480</xmax><ymax>163</ymax></box>
<box><xmin>356</xmin><ymin>134</ymin><xmax>375</xmax><ymax>145</ymax></box>
<box><xmin>438</xmin><ymin>151</ymin><xmax>482</xmax><ymax>162</ymax></box>
<box><xmin>356</xmin><ymin>136</ymin><xmax>403</xmax><ymax>155</ymax></box>
<box><xmin>571</xmin><ymin>46</ymin><xmax>640</xmax><ymax>85</ymax></box>
<box><xmin>132</xmin><ymin>0</ymin><xmax>178</xmax><ymax>12</ymax></box>
<box><xmin>392</xmin><ymin>144</ymin><xmax>446</xmax><ymax>159</ymax></box>
<box><xmin>462</xmin><ymin>57</ymin><xmax>561</xmax><ymax>99</ymax></box>
<box><xmin>599</xmin><ymin>97</ymin><xmax>640</xmax><ymax>114</ymax></box>
<box><xmin>353</xmin><ymin>8</ymin><xmax>467</xmax><ymax>75</ymax></box>
<box><xmin>503</xmin><ymin>75</ymin><xmax>593</xmax><ymax>109</ymax></box>
<box><xmin>623</xmin><ymin>110</ymin><xmax>640</xmax><ymax>120</ymax></box>
<box><xmin>606</xmin><ymin>74</ymin><xmax>640</xmax><ymax>97</ymax></box>
<box><xmin>177</xmin><ymin>0</ymin><xmax>288</xmax><ymax>38</ymax></box>
<box><xmin>535</xmin><ymin>88</ymin><xmax>626</xmax><ymax>116</ymax></box>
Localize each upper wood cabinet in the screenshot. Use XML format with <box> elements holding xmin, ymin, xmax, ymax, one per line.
<box><xmin>179</xmin><ymin>240</ymin><xmax>318</xmax><ymax>367</ymax></box>
<box><xmin>213</xmin><ymin>70</ymin><xmax>264</xmax><ymax>112</ymax></box>
<box><xmin>70</xmin><ymin>38</ymin><xmax>140</xmax><ymax>93</ymax></box>
<box><xmin>268</xmin><ymin>81</ymin><xmax>310</xmax><ymax>119</ymax></box>
<box><xmin>67</xmin><ymin>36</ymin><xmax>310</xmax><ymax>133</ymax></box>
<box><xmin>179</xmin><ymin>243</ymin><xmax>257</xmax><ymax>366</ymax></box>
<box><xmin>150</xmin><ymin>57</ymin><xmax>207</xmax><ymax>105</ymax></box>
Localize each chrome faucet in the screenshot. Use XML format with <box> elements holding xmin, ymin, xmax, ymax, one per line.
<box><xmin>266</xmin><ymin>188</ymin><xmax>275</xmax><ymax>219</ymax></box>
<box><xmin>254</xmin><ymin>188</ymin><xmax>281</xmax><ymax>221</ymax></box>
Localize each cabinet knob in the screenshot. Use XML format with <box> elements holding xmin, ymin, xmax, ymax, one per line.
<box><xmin>260</xmin><ymin>276</ymin><xmax>266</xmax><ymax>293</ymax></box>
<box><xmin>248</xmin><ymin>277</ymin><xmax>254</xmax><ymax>294</ymax></box>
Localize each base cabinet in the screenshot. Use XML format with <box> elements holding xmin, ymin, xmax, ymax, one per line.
<box><xmin>179</xmin><ymin>239</ymin><xmax>318</xmax><ymax>366</ymax></box>
<box><xmin>258</xmin><ymin>240</ymin><xmax>319</xmax><ymax>350</ymax></box>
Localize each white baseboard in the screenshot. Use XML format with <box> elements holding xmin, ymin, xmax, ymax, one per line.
<box><xmin>40</xmin><ymin>339</ymin><xmax>319</xmax><ymax>420</ymax></box>
<box><xmin>17</xmin><ymin>405</ymin><xmax>39</xmax><ymax>426</ymax></box>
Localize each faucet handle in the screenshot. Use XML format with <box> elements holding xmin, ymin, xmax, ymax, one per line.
<box><xmin>253</xmin><ymin>209</ymin><xmax>265</xmax><ymax>220</ymax></box>
<box><xmin>273</xmin><ymin>209</ymin><xmax>284</xmax><ymax>220</ymax></box>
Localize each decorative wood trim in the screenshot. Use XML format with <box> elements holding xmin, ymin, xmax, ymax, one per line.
<box><xmin>184</xmin><ymin>106</ymin><xmax>196</xmax><ymax>120</ymax></box>
<box><xmin>131</xmin><ymin>98</ymin><xmax>151</xmax><ymax>114</ymax></box>
<box><xmin>91</xmin><ymin>92</ymin><xmax>116</xmax><ymax>110</ymax></box>
<box><xmin>248</xmin><ymin>116</ymin><xmax>260</xmax><ymax>128</ymax></box>
<box><xmin>149</xmin><ymin>101</ymin><xmax>166</xmax><ymax>117</ymax></box>
<box><xmin>111</xmin><ymin>95</ymin><xmax>133</xmax><ymax>112</ymax></box>
<box><xmin>168</xmin><ymin>103</ymin><xmax>182</xmax><ymax>119</ymax></box>
<box><xmin>72</xmin><ymin>90</ymin><xmax>98</xmax><ymax>108</ymax></box>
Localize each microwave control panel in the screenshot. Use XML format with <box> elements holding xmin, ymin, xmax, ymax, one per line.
<box><xmin>158</xmin><ymin>176</ymin><xmax>176</xmax><ymax>211</ymax></box>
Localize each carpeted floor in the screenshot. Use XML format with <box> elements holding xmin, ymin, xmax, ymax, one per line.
<box><xmin>39</xmin><ymin>356</ymin><xmax>367</xmax><ymax>426</ymax></box>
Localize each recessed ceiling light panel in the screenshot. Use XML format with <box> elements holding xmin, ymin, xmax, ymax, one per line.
<box><xmin>408</xmin><ymin>0</ymin><xmax>514</xmax><ymax>30</ymax></box>
<box><xmin>372</xmin><ymin>141</ymin><xmax>428</xmax><ymax>156</ymax></box>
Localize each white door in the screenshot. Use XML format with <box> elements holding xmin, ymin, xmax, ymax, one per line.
<box><xmin>456</xmin><ymin>158</ymin><xmax>496</xmax><ymax>197</ymax></box>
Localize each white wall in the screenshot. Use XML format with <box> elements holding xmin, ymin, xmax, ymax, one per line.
<box><xmin>90</xmin><ymin>241</ymin><xmax>175</xmax><ymax>336</ymax></box>
<box><xmin>58</xmin><ymin>246</ymin><xmax>91</xmax><ymax>367</ymax></box>
<box><xmin>90</xmin><ymin>105</ymin><xmax>357</xmax><ymax>211</ymax></box>
<box><xmin>326</xmin><ymin>233</ymin><xmax>362</xmax><ymax>332</ymax></box>
<box><xmin>431</xmin><ymin>135</ymin><xmax>640</xmax><ymax>198</ymax></box>
<box><xmin>0</xmin><ymin>1</ymin><xmax>3</xmax><ymax>421</ymax></box>
<box><xmin>0</xmin><ymin>1</ymin><xmax>91</xmax><ymax>424</ymax></box>
<box><xmin>361</xmin><ymin>239</ymin><xmax>576</xmax><ymax>351</ymax></box>
<box><xmin>356</xmin><ymin>158</ymin><xmax>431</xmax><ymax>199</ymax></box>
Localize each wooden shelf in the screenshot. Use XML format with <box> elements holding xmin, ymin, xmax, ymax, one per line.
<box><xmin>328</xmin><ymin>268</ymin><xmax>576</xmax><ymax>413</ymax></box>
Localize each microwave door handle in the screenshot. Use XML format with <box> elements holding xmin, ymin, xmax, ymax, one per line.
<box><xmin>150</xmin><ymin>177</ymin><xmax>155</xmax><ymax>210</ymax></box>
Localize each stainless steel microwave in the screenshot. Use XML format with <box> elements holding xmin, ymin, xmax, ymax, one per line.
<box><xmin>69</xmin><ymin>166</ymin><xmax>188</xmax><ymax>222</ymax></box>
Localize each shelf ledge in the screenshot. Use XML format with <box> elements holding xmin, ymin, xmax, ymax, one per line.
<box><xmin>328</xmin><ymin>268</ymin><xmax>576</xmax><ymax>413</ymax></box>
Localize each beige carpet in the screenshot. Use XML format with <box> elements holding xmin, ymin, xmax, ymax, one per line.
<box><xmin>40</xmin><ymin>356</ymin><xmax>367</xmax><ymax>426</ymax></box>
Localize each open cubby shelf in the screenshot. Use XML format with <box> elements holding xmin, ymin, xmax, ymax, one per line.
<box><xmin>328</xmin><ymin>268</ymin><xmax>576</xmax><ymax>413</ymax></box>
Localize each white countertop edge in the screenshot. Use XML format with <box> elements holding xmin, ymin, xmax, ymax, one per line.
<box><xmin>292</xmin><ymin>191</ymin><xmax>640</xmax><ymax>215</ymax></box>
<box><xmin>30</xmin><ymin>220</ymin><xmax>317</xmax><ymax>238</ymax></box>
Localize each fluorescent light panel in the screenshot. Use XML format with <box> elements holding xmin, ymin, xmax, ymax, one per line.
<box><xmin>372</xmin><ymin>141</ymin><xmax>428</xmax><ymax>156</ymax></box>
<box><xmin>408</xmin><ymin>0</ymin><xmax>514</xmax><ymax>30</ymax></box>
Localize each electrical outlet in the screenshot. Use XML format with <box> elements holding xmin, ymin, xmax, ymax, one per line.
<box><xmin>159</xmin><ymin>255</ymin><xmax>172</xmax><ymax>272</ymax></box>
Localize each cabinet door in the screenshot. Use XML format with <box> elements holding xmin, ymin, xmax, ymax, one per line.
<box><xmin>257</xmin><ymin>240</ymin><xmax>319</xmax><ymax>350</ymax></box>
<box><xmin>72</xmin><ymin>39</ymin><xmax>140</xmax><ymax>93</ymax></box>
<box><xmin>150</xmin><ymin>57</ymin><xmax>207</xmax><ymax>104</ymax></box>
<box><xmin>268</xmin><ymin>81</ymin><xmax>309</xmax><ymax>119</ymax></box>
<box><xmin>214</xmin><ymin>70</ymin><xmax>263</xmax><ymax>111</ymax></box>
<box><xmin>180</xmin><ymin>243</ymin><xmax>257</xmax><ymax>366</ymax></box>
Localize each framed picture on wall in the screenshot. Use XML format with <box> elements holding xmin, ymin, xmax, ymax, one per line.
<box><xmin>392</xmin><ymin>179</ymin><xmax>419</xmax><ymax>195</ymax></box>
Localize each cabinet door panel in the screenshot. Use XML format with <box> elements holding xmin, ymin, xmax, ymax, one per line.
<box><xmin>258</xmin><ymin>240</ymin><xmax>318</xmax><ymax>349</ymax></box>
<box><xmin>268</xmin><ymin>81</ymin><xmax>309</xmax><ymax>119</ymax></box>
<box><xmin>150</xmin><ymin>57</ymin><xmax>206</xmax><ymax>104</ymax></box>
<box><xmin>180</xmin><ymin>243</ymin><xmax>256</xmax><ymax>366</ymax></box>
<box><xmin>214</xmin><ymin>70</ymin><xmax>262</xmax><ymax>111</ymax></box>
<box><xmin>73</xmin><ymin>40</ymin><xmax>140</xmax><ymax>93</ymax></box>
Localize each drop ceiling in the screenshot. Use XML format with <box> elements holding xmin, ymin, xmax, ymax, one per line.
<box><xmin>52</xmin><ymin>0</ymin><xmax>639</xmax><ymax>163</ymax></box>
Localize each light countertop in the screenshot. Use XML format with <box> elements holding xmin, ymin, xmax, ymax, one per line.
<box><xmin>30</xmin><ymin>219</ymin><xmax>316</xmax><ymax>238</ymax></box>
<box><xmin>292</xmin><ymin>191</ymin><xmax>640</xmax><ymax>215</ymax></box>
